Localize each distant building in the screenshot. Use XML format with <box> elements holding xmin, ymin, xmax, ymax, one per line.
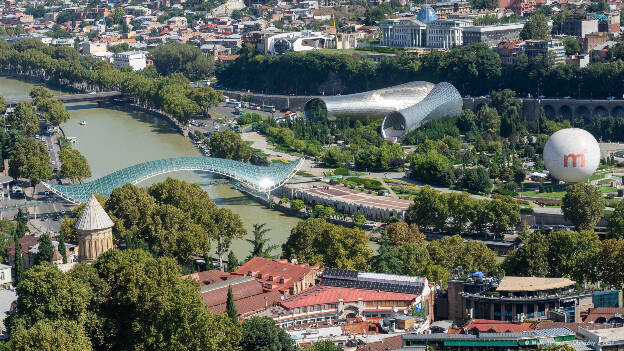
<box><xmin>112</xmin><ymin>51</ymin><xmax>147</xmax><ymax>71</ymax></box>
<box><xmin>76</xmin><ymin>194</ymin><xmax>114</xmax><ymax>263</ymax></box>
<box><xmin>380</xmin><ymin>18</ymin><xmax>427</xmax><ymax>47</ymax></box>
<box><xmin>426</xmin><ymin>19</ymin><xmax>472</xmax><ymax>49</ymax></box>
<box><xmin>578</xmin><ymin>326</ymin><xmax>624</xmax><ymax>350</ymax></box>
<box><xmin>431</xmin><ymin>1</ymin><xmax>471</xmax><ymax>19</ymax></box>
<box><xmin>462</xmin><ymin>22</ymin><xmax>525</xmax><ymax>47</ymax></box>
<box><xmin>561</xmin><ymin>17</ymin><xmax>599</xmax><ymax>38</ymax></box>
<box><xmin>264</xmin><ymin>31</ymin><xmax>334</xmax><ymax>55</ymax></box>
<box><xmin>524</xmin><ymin>39</ymin><xmax>565</xmax><ymax>64</ymax></box>
<box><xmin>497</xmin><ymin>40</ymin><xmax>525</xmax><ymax>65</ymax></box>
<box><xmin>446</xmin><ymin>275</ymin><xmax>616</xmax><ymax>323</ymax></box>
<box><xmin>81</xmin><ymin>42</ymin><xmax>108</xmax><ymax>55</ymax></box>
<box><xmin>581</xmin><ymin>33</ymin><xmax>608</xmax><ymax>53</ymax></box>
<box><xmin>0</xmin><ymin>264</ymin><xmax>10</xmax><ymax>286</ymax></box>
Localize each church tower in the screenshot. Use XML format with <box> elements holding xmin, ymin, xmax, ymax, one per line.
<box><xmin>75</xmin><ymin>194</ymin><xmax>114</xmax><ymax>263</ymax></box>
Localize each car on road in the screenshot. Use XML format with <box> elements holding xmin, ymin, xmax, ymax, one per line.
<box><xmin>563</xmin><ymin>96</ymin><xmax>572</xmax><ymax>99</ymax></box>
<box><xmin>44</xmin><ymin>191</ymin><xmax>50</xmax><ymax>196</ymax></box>
<box><xmin>607</xmin><ymin>96</ymin><xmax>616</xmax><ymax>100</ymax></box>
<box><xmin>53</xmin><ymin>216</ymin><xmax>59</xmax><ymax>221</ymax></box>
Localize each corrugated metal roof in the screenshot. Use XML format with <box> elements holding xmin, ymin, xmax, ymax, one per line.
<box><xmin>76</xmin><ymin>194</ymin><xmax>114</xmax><ymax>231</ymax></box>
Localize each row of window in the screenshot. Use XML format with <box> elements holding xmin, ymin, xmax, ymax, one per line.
<box><xmin>291</xmin><ymin>304</ymin><xmax>338</xmax><ymax>314</ymax></box>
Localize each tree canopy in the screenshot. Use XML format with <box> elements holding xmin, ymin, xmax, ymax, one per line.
<box><xmin>208</xmin><ymin>130</ymin><xmax>252</xmax><ymax>162</ymax></box>
<box><xmin>562</xmin><ymin>183</ymin><xmax>605</xmax><ymax>231</ymax></box>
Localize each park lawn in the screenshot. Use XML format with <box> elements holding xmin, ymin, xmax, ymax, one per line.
<box><xmin>518</xmin><ymin>190</ymin><xmax>567</xmax><ymax>199</ymax></box>
<box><xmin>599</xmin><ymin>186</ymin><xmax>618</xmax><ymax>193</ymax></box>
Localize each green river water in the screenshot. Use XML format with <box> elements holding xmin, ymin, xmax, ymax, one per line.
<box><xmin>2</xmin><ymin>77</ymin><xmax>301</xmax><ymax>258</ymax></box>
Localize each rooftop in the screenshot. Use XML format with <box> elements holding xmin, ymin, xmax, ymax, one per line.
<box><xmin>234</xmin><ymin>257</ymin><xmax>319</xmax><ymax>293</ymax></box>
<box><xmin>75</xmin><ymin>194</ymin><xmax>114</xmax><ymax>231</ymax></box>
<box><xmin>462</xmin><ymin>319</ymin><xmax>536</xmax><ymax>333</ymax></box>
<box><xmin>581</xmin><ymin>326</ymin><xmax>624</xmax><ymax>343</ymax></box>
<box><xmin>281</xmin><ymin>285</ymin><xmax>417</xmax><ymax>309</ymax></box>
<box><xmin>496</xmin><ymin>276</ymin><xmax>575</xmax><ymax>292</ymax></box>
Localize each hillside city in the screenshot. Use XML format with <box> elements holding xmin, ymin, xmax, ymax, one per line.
<box><xmin>1</xmin><ymin>0</ymin><xmax>624</xmax><ymax>349</ymax></box>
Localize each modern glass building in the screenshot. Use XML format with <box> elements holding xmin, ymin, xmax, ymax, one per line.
<box><xmin>304</xmin><ymin>81</ymin><xmax>463</xmax><ymax>140</ymax></box>
<box><xmin>417</xmin><ymin>6</ymin><xmax>438</xmax><ymax>24</ymax></box>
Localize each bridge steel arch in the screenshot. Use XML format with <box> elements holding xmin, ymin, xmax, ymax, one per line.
<box><xmin>43</xmin><ymin>157</ymin><xmax>304</xmax><ymax>204</ymax></box>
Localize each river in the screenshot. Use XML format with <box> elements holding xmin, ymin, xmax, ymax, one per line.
<box><xmin>2</xmin><ymin>76</ymin><xmax>300</xmax><ymax>259</ymax></box>
<box><xmin>59</xmin><ymin>103</ymin><xmax>301</xmax><ymax>258</ymax></box>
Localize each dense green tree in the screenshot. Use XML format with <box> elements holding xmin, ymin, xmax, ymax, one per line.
<box><xmin>598</xmin><ymin>239</ymin><xmax>624</xmax><ymax>287</ymax></box>
<box><xmin>368</xmin><ymin>234</ymin><xmax>403</xmax><ymax>275</ymax></box>
<box><xmin>282</xmin><ymin>218</ymin><xmax>372</xmax><ymax>270</ymax></box>
<box><xmin>91</xmin><ymin>250</ymin><xmax>242</xmax><ymax>351</ymax></box>
<box><xmin>58</xmin><ymin>232</ymin><xmax>67</xmax><ymax>264</ymax></box>
<box><xmin>59</xmin><ymin>147</ymin><xmax>91</xmax><ymax>183</ymax></box>
<box><xmin>0</xmin><ymin>94</ymin><xmax>6</xmax><ymax>115</ymax></box>
<box><xmin>29</xmin><ymin>86</ymin><xmax>51</xmax><ymax>105</ymax></box>
<box><xmin>37</xmin><ymin>98</ymin><xmax>70</xmax><ymax>126</ymax></box>
<box><xmin>461</xmin><ymin>166</ymin><xmax>492</xmax><ymax>194</ymax></box>
<box><xmin>226</xmin><ymin>285</ymin><xmax>238</xmax><ymax>323</ymax></box>
<box><xmin>408</xmin><ymin>150</ymin><xmax>455</xmax><ymax>187</ymax></box>
<box><xmin>10</xmin><ymin>319</ymin><xmax>93</xmax><ymax>351</ymax></box>
<box><xmin>385</xmin><ymin>222</ymin><xmax>424</xmax><ymax>246</ymax></box>
<box><xmin>405</xmin><ymin>186</ymin><xmax>448</xmax><ymax>230</ymax></box>
<box><xmin>321</xmin><ymin>146</ymin><xmax>348</xmax><ymax>168</ymax></box>
<box><xmin>607</xmin><ymin>200</ymin><xmax>624</xmax><ymax>239</ymax></box>
<box><xmin>427</xmin><ymin>235</ymin><xmax>498</xmax><ymax>272</ymax></box>
<box><xmin>241</xmin><ymin>317</ymin><xmax>293</xmax><ymax>351</ymax></box>
<box><xmin>105</xmin><ymin>183</ymin><xmax>156</xmax><ymax>241</ymax></box>
<box><xmin>151</xmin><ymin>42</ymin><xmax>215</xmax><ymax>80</ymax></box>
<box><xmin>209</xmin><ymin>130</ymin><xmax>252</xmax><ymax>162</ymax></box>
<box><xmin>35</xmin><ymin>234</ymin><xmax>54</xmax><ymax>266</ymax></box>
<box><xmin>9</xmin><ymin>138</ymin><xmax>52</xmax><ymax>197</ymax></box>
<box><xmin>520</xmin><ymin>14</ymin><xmax>550</xmax><ymax>40</ymax></box>
<box><xmin>301</xmin><ymin>340</ymin><xmax>342</xmax><ymax>351</ymax></box>
<box><xmin>562</xmin><ymin>183</ymin><xmax>605</xmax><ymax>230</ymax></box>
<box><xmin>13</xmin><ymin>235</ymin><xmax>24</xmax><ymax>285</ymax></box>
<box><xmin>9</xmin><ymin>103</ymin><xmax>39</xmax><ymax>137</ymax></box>
<box><xmin>353</xmin><ymin>212</ymin><xmax>366</xmax><ymax>228</ymax></box>
<box><xmin>227</xmin><ymin>251</ymin><xmax>240</xmax><ymax>272</ymax></box>
<box><xmin>563</xmin><ymin>37</ymin><xmax>581</xmax><ymax>55</ymax></box>
<box><xmin>246</xmin><ymin>223</ymin><xmax>279</xmax><ymax>260</ymax></box>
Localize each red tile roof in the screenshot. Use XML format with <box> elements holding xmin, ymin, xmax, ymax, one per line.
<box><xmin>281</xmin><ymin>285</ymin><xmax>417</xmax><ymax>309</ymax></box>
<box><xmin>234</xmin><ymin>257</ymin><xmax>319</xmax><ymax>294</ymax></box>
<box><xmin>185</xmin><ymin>270</ymin><xmax>232</xmax><ymax>285</ymax></box>
<box><xmin>206</xmin><ymin>290</ymin><xmax>283</xmax><ymax>318</ymax></box>
<box><xmin>201</xmin><ymin>279</ymin><xmax>265</xmax><ymax>308</ymax></box>
<box><xmin>356</xmin><ymin>335</ymin><xmax>403</xmax><ymax>351</ymax></box>
<box><xmin>7</xmin><ymin>235</ymin><xmax>39</xmax><ymax>256</ymax></box>
<box><xmin>462</xmin><ymin>319</ymin><xmax>536</xmax><ymax>333</ymax></box>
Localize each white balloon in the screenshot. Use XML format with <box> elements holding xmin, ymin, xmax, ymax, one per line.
<box><xmin>543</xmin><ymin>128</ymin><xmax>600</xmax><ymax>183</ymax></box>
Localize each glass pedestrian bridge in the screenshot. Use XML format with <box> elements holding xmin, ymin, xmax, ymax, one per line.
<box><xmin>42</xmin><ymin>156</ymin><xmax>304</xmax><ymax>204</ymax></box>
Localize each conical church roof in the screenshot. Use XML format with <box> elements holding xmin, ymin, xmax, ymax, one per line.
<box><xmin>76</xmin><ymin>194</ymin><xmax>114</xmax><ymax>231</ymax></box>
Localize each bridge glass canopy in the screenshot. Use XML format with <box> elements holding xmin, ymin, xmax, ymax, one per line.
<box><xmin>44</xmin><ymin>157</ymin><xmax>304</xmax><ymax>204</ymax></box>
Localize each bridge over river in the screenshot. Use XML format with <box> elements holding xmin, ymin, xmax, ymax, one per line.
<box><xmin>43</xmin><ymin>156</ymin><xmax>304</xmax><ymax>204</ymax></box>
<box><xmin>6</xmin><ymin>91</ymin><xmax>121</xmax><ymax>108</ymax></box>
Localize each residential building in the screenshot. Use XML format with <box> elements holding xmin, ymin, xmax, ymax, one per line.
<box><xmin>446</xmin><ymin>275</ymin><xmax>614</xmax><ymax>323</ymax></box>
<box><xmin>112</xmin><ymin>50</ymin><xmax>147</xmax><ymax>71</ymax></box>
<box><xmin>271</xmin><ymin>268</ymin><xmax>434</xmax><ymax>327</ymax></box>
<box><xmin>462</xmin><ymin>22</ymin><xmax>525</xmax><ymax>47</ymax></box>
<box><xmin>81</xmin><ymin>41</ymin><xmax>108</xmax><ymax>55</ymax></box>
<box><xmin>431</xmin><ymin>2</ymin><xmax>471</xmax><ymax>19</ymax></box>
<box><xmin>525</xmin><ymin>39</ymin><xmax>565</xmax><ymax>64</ymax></box>
<box><xmin>582</xmin><ymin>307</ymin><xmax>624</xmax><ymax>324</ymax></box>
<box><xmin>0</xmin><ymin>264</ymin><xmax>11</xmax><ymax>286</ymax></box>
<box><xmin>510</xmin><ymin>0</ymin><xmax>536</xmax><ymax>16</ymax></box>
<box><xmin>561</xmin><ymin>17</ymin><xmax>599</xmax><ymax>38</ymax></box>
<box><xmin>76</xmin><ymin>193</ymin><xmax>114</xmax><ymax>262</ymax></box>
<box><xmin>582</xmin><ymin>33</ymin><xmax>608</xmax><ymax>53</ymax></box>
<box><xmin>425</xmin><ymin>19</ymin><xmax>472</xmax><ymax>49</ymax></box>
<box><xmin>380</xmin><ymin>18</ymin><xmax>427</xmax><ymax>47</ymax></box>
<box><xmin>497</xmin><ymin>40</ymin><xmax>525</xmax><ymax>65</ymax></box>
<box><xmin>233</xmin><ymin>257</ymin><xmax>320</xmax><ymax>296</ymax></box>
<box><xmin>7</xmin><ymin>235</ymin><xmax>76</xmax><ymax>269</ymax></box>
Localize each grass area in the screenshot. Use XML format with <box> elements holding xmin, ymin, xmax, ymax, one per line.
<box><xmin>518</xmin><ymin>190</ymin><xmax>567</xmax><ymax>199</ymax></box>
<box><xmin>599</xmin><ymin>186</ymin><xmax>618</xmax><ymax>193</ymax></box>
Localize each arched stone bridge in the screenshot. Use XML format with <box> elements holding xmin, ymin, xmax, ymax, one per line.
<box><xmin>43</xmin><ymin>156</ymin><xmax>304</xmax><ymax>204</ymax></box>
<box><xmin>463</xmin><ymin>97</ymin><xmax>624</xmax><ymax>120</ymax></box>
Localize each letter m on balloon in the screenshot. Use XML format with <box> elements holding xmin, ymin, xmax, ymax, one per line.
<box><xmin>563</xmin><ymin>153</ymin><xmax>586</xmax><ymax>168</ymax></box>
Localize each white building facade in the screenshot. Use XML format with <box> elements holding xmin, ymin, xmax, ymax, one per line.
<box><xmin>112</xmin><ymin>51</ymin><xmax>147</xmax><ymax>71</ymax></box>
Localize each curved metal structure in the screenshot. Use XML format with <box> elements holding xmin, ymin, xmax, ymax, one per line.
<box><xmin>43</xmin><ymin>157</ymin><xmax>304</xmax><ymax>204</ymax></box>
<box><xmin>304</xmin><ymin>81</ymin><xmax>463</xmax><ymax>139</ymax></box>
